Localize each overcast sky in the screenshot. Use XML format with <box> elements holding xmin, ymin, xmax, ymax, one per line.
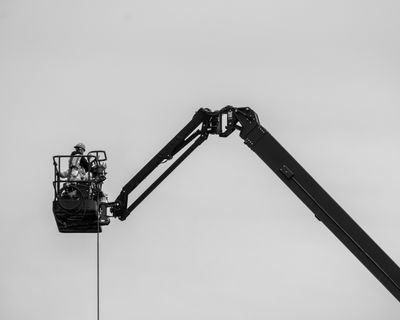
<box><xmin>1</xmin><ymin>0</ymin><xmax>400</xmax><ymax>319</ymax></box>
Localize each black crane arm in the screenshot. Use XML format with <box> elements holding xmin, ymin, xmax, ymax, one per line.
<box><xmin>110</xmin><ymin>106</ymin><xmax>400</xmax><ymax>302</ymax></box>
<box><xmin>110</xmin><ymin>108</ymin><xmax>220</xmax><ymax>220</ymax></box>
<box><xmin>233</xmin><ymin>107</ymin><xmax>400</xmax><ymax>302</ymax></box>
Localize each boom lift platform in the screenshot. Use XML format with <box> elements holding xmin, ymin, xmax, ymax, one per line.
<box><xmin>52</xmin><ymin>151</ymin><xmax>109</xmax><ymax>233</ymax></box>
<box><xmin>52</xmin><ymin>106</ymin><xmax>400</xmax><ymax>303</ymax></box>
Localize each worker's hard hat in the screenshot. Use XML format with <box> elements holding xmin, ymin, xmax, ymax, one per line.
<box><xmin>74</xmin><ymin>142</ymin><xmax>86</xmax><ymax>151</ymax></box>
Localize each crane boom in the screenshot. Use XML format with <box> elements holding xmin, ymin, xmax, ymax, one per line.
<box><xmin>105</xmin><ymin>106</ymin><xmax>400</xmax><ymax>302</ymax></box>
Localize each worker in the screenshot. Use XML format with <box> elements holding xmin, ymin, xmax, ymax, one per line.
<box><xmin>70</xmin><ymin>142</ymin><xmax>89</xmax><ymax>172</ymax></box>
<box><xmin>58</xmin><ymin>142</ymin><xmax>89</xmax><ymax>181</ymax></box>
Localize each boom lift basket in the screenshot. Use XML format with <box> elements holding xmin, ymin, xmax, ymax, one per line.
<box><xmin>52</xmin><ymin>151</ymin><xmax>108</xmax><ymax>233</ymax></box>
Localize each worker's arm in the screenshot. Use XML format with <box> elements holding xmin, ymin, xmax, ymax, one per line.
<box><xmin>80</xmin><ymin>156</ymin><xmax>90</xmax><ymax>172</ymax></box>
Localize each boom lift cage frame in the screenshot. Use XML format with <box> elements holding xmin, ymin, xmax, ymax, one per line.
<box><xmin>52</xmin><ymin>151</ymin><xmax>108</xmax><ymax>233</ymax></box>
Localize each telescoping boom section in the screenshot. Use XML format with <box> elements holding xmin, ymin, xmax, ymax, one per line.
<box><xmin>53</xmin><ymin>106</ymin><xmax>400</xmax><ymax>302</ymax></box>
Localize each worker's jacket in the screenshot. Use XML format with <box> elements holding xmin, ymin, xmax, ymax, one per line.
<box><xmin>69</xmin><ymin>151</ymin><xmax>89</xmax><ymax>171</ymax></box>
<box><xmin>58</xmin><ymin>151</ymin><xmax>89</xmax><ymax>181</ymax></box>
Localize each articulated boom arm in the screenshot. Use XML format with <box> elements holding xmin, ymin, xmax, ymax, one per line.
<box><xmin>109</xmin><ymin>106</ymin><xmax>246</xmax><ymax>219</ymax></box>
<box><xmin>109</xmin><ymin>106</ymin><xmax>400</xmax><ymax>302</ymax></box>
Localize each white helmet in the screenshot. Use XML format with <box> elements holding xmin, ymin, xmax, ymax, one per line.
<box><xmin>74</xmin><ymin>142</ymin><xmax>86</xmax><ymax>151</ymax></box>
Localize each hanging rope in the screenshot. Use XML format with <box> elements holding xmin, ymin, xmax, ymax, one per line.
<box><xmin>97</xmin><ymin>207</ymin><xmax>100</xmax><ymax>320</ymax></box>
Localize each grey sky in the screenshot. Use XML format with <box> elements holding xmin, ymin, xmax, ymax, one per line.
<box><xmin>1</xmin><ymin>0</ymin><xmax>400</xmax><ymax>319</ymax></box>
